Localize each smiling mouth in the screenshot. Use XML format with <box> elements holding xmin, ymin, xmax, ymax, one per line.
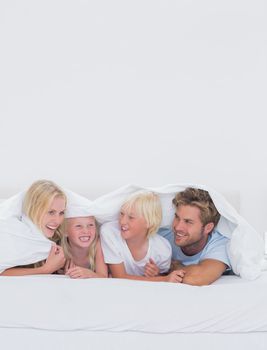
<box><xmin>175</xmin><ymin>232</ymin><xmax>186</xmax><ymax>238</ymax></box>
<box><xmin>79</xmin><ymin>236</ymin><xmax>91</xmax><ymax>242</ymax></box>
<box><xmin>121</xmin><ymin>226</ymin><xmax>129</xmax><ymax>233</ymax></box>
<box><xmin>46</xmin><ymin>225</ymin><xmax>58</xmax><ymax>231</ymax></box>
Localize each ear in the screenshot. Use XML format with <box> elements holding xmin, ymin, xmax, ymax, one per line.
<box><xmin>204</xmin><ymin>222</ymin><xmax>214</xmax><ymax>235</ymax></box>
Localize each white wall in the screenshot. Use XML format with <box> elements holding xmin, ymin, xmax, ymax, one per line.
<box><xmin>0</xmin><ymin>1</ymin><xmax>266</xmax><ymax>232</ymax></box>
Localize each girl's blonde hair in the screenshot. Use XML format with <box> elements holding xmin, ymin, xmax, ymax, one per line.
<box><xmin>121</xmin><ymin>191</ymin><xmax>162</xmax><ymax>237</ymax></box>
<box><xmin>61</xmin><ymin>217</ymin><xmax>98</xmax><ymax>271</ymax></box>
<box><xmin>22</xmin><ymin>179</ymin><xmax>67</xmax><ymax>242</ymax></box>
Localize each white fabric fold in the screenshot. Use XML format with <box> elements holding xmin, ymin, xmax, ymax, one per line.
<box><xmin>0</xmin><ymin>183</ymin><xmax>264</xmax><ymax>279</ymax></box>
<box><xmin>0</xmin><ymin>215</ymin><xmax>52</xmax><ymax>273</ymax></box>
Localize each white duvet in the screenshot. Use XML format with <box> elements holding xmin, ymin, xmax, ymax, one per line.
<box><xmin>0</xmin><ymin>273</ymin><xmax>267</xmax><ymax>333</ymax></box>
<box><xmin>0</xmin><ymin>183</ymin><xmax>264</xmax><ymax>279</ymax></box>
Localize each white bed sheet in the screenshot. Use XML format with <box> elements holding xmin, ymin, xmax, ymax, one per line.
<box><xmin>1</xmin><ymin>274</ymin><xmax>267</xmax><ymax>350</ymax></box>
<box><xmin>1</xmin><ymin>273</ymin><xmax>267</xmax><ymax>333</ymax></box>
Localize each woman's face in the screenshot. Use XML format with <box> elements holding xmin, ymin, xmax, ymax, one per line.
<box><xmin>41</xmin><ymin>196</ymin><xmax>66</xmax><ymax>238</ymax></box>
<box><xmin>66</xmin><ymin>216</ymin><xmax>96</xmax><ymax>248</ymax></box>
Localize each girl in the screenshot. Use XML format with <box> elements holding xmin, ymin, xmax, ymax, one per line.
<box><xmin>62</xmin><ymin>215</ymin><xmax>108</xmax><ymax>278</ymax></box>
<box><xmin>100</xmin><ymin>191</ymin><xmax>185</xmax><ymax>283</ymax></box>
<box><xmin>0</xmin><ymin>180</ymin><xmax>66</xmax><ymax>276</ymax></box>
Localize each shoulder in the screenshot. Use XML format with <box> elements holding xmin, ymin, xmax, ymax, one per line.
<box><xmin>157</xmin><ymin>227</ymin><xmax>173</xmax><ymax>239</ymax></box>
<box><xmin>100</xmin><ymin>221</ymin><xmax>122</xmax><ymax>246</ymax></box>
<box><xmin>150</xmin><ymin>234</ymin><xmax>172</xmax><ymax>253</ymax></box>
<box><xmin>100</xmin><ymin>221</ymin><xmax>120</xmax><ymax>236</ymax></box>
<box><xmin>207</xmin><ymin>230</ymin><xmax>229</xmax><ymax>247</ymax></box>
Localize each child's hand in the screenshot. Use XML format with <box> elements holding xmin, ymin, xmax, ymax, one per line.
<box><xmin>144</xmin><ymin>258</ymin><xmax>160</xmax><ymax>277</ymax></box>
<box><xmin>166</xmin><ymin>269</ymin><xmax>185</xmax><ymax>283</ymax></box>
<box><xmin>64</xmin><ymin>259</ymin><xmax>76</xmax><ymax>273</ymax></box>
<box><xmin>66</xmin><ymin>266</ymin><xmax>96</xmax><ymax>279</ymax></box>
<box><xmin>43</xmin><ymin>245</ymin><xmax>66</xmax><ymax>274</ymax></box>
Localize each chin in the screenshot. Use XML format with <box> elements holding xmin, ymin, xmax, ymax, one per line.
<box><xmin>43</xmin><ymin>230</ymin><xmax>55</xmax><ymax>239</ymax></box>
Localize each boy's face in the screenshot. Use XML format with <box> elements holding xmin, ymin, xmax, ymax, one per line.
<box><xmin>66</xmin><ymin>216</ymin><xmax>96</xmax><ymax>248</ymax></box>
<box><xmin>119</xmin><ymin>206</ymin><xmax>148</xmax><ymax>241</ymax></box>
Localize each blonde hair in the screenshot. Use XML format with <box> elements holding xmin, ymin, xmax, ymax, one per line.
<box><xmin>61</xmin><ymin>217</ymin><xmax>99</xmax><ymax>272</ymax></box>
<box><xmin>22</xmin><ymin>179</ymin><xmax>66</xmax><ymax>242</ymax></box>
<box><xmin>121</xmin><ymin>191</ymin><xmax>162</xmax><ymax>237</ymax></box>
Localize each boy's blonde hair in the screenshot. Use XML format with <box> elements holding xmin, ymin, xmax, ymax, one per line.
<box><xmin>22</xmin><ymin>179</ymin><xmax>66</xmax><ymax>242</ymax></box>
<box><xmin>61</xmin><ymin>217</ymin><xmax>98</xmax><ymax>271</ymax></box>
<box><xmin>121</xmin><ymin>191</ymin><xmax>162</xmax><ymax>237</ymax></box>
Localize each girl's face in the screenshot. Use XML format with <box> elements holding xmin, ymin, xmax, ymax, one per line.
<box><xmin>41</xmin><ymin>196</ymin><xmax>66</xmax><ymax>238</ymax></box>
<box><xmin>66</xmin><ymin>216</ymin><xmax>96</xmax><ymax>249</ymax></box>
<box><xmin>119</xmin><ymin>206</ymin><xmax>148</xmax><ymax>241</ymax></box>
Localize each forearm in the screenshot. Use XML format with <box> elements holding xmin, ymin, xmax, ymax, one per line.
<box><xmin>179</xmin><ymin>261</ymin><xmax>227</xmax><ymax>286</ymax></box>
<box><xmin>111</xmin><ymin>271</ymin><xmax>167</xmax><ymax>282</ymax></box>
<box><xmin>1</xmin><ymin>265</ymin><xmax>50</xmax><ymax>276</ymax></box>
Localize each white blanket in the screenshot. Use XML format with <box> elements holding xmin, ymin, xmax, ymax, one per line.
<box><xmin>0</xmin><ymin>183</ymin><xmax>264</xmax><ymax>279</ymax></box>
<box><xmin>0</xmin><ymin>273</ymin><xmax>267</xmax><ymax>333</ymax></box>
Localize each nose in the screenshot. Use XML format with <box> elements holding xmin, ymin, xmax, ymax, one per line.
<box><xmin>173</xmin><ymin>218</ymin><xmax>184</xmax><ymax>232</ymax></box>
<box><xmin>54</xmin><ymin>214</ymin><xmax>64</xmax><ymax>226</ymax></box>
<box><xmin>119</xmin><ymin>214</ymin><xmax>127</xmax><ymax>225</ymax></box>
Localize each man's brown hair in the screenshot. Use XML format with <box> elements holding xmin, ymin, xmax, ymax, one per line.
<box><xmin>172</xmin><ymin>187</ymin><xmax>220</xmax><ymax>227</ymax></box>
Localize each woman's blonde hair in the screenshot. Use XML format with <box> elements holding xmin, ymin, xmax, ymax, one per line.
<box><xmin>61</xmin><ymin>217</ymin><xmax>98</xmax><ymax>271</ymax></box>
<box><xmin>121</xmin><ymin>191</ymin><xmax>162</xmax><ymax>237</ymax></box>
<box><xmin>22</xmin><ymin>179</ymin><xmax>67</xmax><ymax>242</ymax></box>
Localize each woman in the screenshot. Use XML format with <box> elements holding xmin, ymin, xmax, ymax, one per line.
<box><xmin>0</xmin><ymin>180</ymin><xmax>66</xmax><ymax>276</ymax></box>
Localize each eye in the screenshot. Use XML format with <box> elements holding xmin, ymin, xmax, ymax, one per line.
<box><xmin>48</xmin><ymin>210</ymin><xmax>55</xmax><ymax>215</ymax></box>
<box><xmin>60</xmin><ymin>211</ymin><xmax>65</xmax><ymax>216</ymax></box>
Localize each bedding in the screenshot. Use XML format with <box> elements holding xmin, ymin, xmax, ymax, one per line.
<box><xmin>0</xmin><ymin>183</ymin><xmax>264</xmax><ymax>279</ymax></box>
<box><xmin>0</xmin><ymin>185</ymin><xmax>266</xmax><ymax>350</ymax></box>
<box><xmin>1</xmin><ymin>273</ymin><xmax>267</xmax><ymax>333</ymax></box>
<box><xmin>1</xmin><ymin>273</ymin><xmax>267</xmax><ymax>350</ymax></box>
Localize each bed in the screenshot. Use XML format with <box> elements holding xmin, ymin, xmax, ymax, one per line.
<box><xmin>1</xmin><ymin>273</ymin><xmax>267</xmax><ymax>350</ymax></box>
<box><xmin>0</xmin><ymin>184</ymin><xmax>266</xmax><ymax>349</ymax></box>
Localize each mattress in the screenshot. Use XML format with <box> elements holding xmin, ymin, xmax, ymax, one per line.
<box><xmin>1</xmin><ymin>272</ymin><xmax>267</xmax><ymax>350</ymax></box>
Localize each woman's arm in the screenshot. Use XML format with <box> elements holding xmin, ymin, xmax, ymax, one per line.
<box><xmin>0</xmin><ymin>245</ymin><xmax>66</xmax><ymax>276</ymax></box>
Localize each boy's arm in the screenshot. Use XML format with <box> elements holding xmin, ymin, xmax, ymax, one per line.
<box><xmin>109</xmin><ymin>263</ymin><xmax>184</xmax><ymax>283</ymax></box>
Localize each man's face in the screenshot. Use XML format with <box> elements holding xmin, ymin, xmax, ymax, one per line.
<box><xmin>172</xmin><ymin>205</ymin><xmax>213</xmax><ymax>252</ymax></box>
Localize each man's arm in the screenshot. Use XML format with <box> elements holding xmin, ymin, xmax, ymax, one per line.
<box><xmin>172</xmin><ymin>259</ymin><xmax>227</xmax><ymax>286</ymax></box>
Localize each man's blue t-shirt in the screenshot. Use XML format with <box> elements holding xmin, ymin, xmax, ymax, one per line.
<box><xmin>158</xmin><ymin>227</ymin><xmax>231</xmax><ymax>268</ymax></box>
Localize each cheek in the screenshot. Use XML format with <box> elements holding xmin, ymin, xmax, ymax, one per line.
<box><xmin>40</xmin><ymin>215</ymin><xmax>48</xmax><ymax>227</ymax></box>
<box><xmin>90</xmin><ymin>229</ymin><xmax>97</xmax><ymax>240</ymax></box>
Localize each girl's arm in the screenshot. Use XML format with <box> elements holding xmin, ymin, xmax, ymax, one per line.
<box><xmin>0</xmin><ymin>245</ymin><xmax>66</xmax><ymax>276</ymax></box>
<box><xmin>109</xmin><ymin>263</ymin><xmax>185</xmax><ymax>283</ymax></box>
<box><xmin>66</xmin><ymin>240</ymin><xmax>108</xmax><ymax>279</ymax></box>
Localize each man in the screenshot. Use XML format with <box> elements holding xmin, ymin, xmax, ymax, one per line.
<box><xmin>159</xmin><ymin>187</ymin><xmax>231</xmax><ymax>286</ymax></box>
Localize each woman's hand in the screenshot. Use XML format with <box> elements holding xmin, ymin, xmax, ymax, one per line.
<box><xmin>42</xmin><ymin>245</ymin><xmax>66</xmax><ymax>274</ymax></box>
